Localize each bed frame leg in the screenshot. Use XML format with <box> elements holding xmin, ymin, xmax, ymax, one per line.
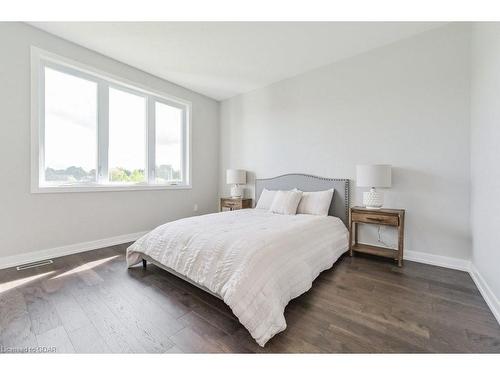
<box><xmin>142</xmin><ymin>259</ymin><xmax>147</xmax><ymax>269</ymax></box>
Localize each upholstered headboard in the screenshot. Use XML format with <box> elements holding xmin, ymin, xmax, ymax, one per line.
<box><xmin>255</xmin><ymin>174</ymin><xmax>350</xmax><ymax>226</ymax></box>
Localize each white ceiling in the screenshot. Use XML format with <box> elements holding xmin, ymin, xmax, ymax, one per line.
<box><xmin>30</xmin><ymin>22</ymin><xmax>445</xmax><ymax>101</ymax></box>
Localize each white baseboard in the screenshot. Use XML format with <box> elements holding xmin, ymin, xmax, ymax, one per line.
<box><xmin>404</xmin><ymin>249</ymin><xmax>471</xmax><ymax>271</ymax></box>
<box><xmin>0</xmin><ymin>231</ymin><xmax>148</xmax><ymax>270</ymax></box>
<box><xmin>469</xmin><ymin>264</ymin><xmax>500</xmax><ymax>325</ymax></box>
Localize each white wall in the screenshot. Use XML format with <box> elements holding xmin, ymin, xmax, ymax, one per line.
<box><xmin>0</xmin><ymin>23</ymin><xmax>219</xmax><ymax>264</ymax></box>
<box><xmin>470</xmin><ymin>23</ymin><xmax>500</xmax><ymax>306</ymax></box>
<box><xmin>220</xmin><ymin>24</ymin><xmax>471</xmax><ymax>261</ymax></box>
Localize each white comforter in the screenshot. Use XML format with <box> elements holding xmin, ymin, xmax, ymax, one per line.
<box><xmin>126</xmin><ymin>209</ymin><xmax>348</xmax><ymax>346</ymax></box>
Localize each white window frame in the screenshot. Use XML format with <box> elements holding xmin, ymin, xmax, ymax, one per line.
<box><xmin>31</xmin><ymin>46</ymin><xmax>192</xmax><ymax>193</ymax></box>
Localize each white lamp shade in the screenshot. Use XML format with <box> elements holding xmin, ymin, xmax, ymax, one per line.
<box><xmin>356</xmin><ymin>164</ymin><xmax>392</xmax><ymax>188</ymax></box>
<box><xmin>226</xmin><ymin>169</ymin><xmax>246</xmax><ymax>185</ymax></box>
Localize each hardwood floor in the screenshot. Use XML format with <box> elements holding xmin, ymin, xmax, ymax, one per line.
<box><xmin>1</xmin><ymin>244</ymin><xmax>499</xmax><ymax>353</ymax></box>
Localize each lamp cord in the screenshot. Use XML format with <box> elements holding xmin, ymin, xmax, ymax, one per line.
<box><xmin>377</xmin><ymin>225</ymin><xmax>392</xmax><ymax>248</ymax></box>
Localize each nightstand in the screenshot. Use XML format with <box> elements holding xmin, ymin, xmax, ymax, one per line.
<box><xmin>220</xmin><ymin>197</ymin><xmax>252</xmax><ymax>212</ymax></box>
<box><xmin>349</xmin><ymin>206</ymin><xmax>405</xmax><ymax>267</ymax></box>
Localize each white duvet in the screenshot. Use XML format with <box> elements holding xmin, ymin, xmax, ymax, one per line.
<box><xmin>126</xmin><ymin>209</ymin><xmax>348</xmax><ymax>346</ymax></box>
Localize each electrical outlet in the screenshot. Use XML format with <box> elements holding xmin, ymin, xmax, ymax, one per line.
<box><xmin>193</xmin><ymin>204</ymin><xmax>198</xmax><ymax>212</ymax></box>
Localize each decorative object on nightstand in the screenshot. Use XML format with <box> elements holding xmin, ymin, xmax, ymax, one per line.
<box><xmin>226</xmin><ymin>169</ymin><xmax>246</xmax><ymax>198</ymax></box>
<box><xmin>356</xmin><ymin>164</ymin><xmax>392</xmax><ymax>209</ymax></box>
<box><xmin>220</xmin><ymin>197</ymin><xmax>252</xmax><ymax>212</ymax></box>
<box><xmin>349</xmin><ymin>206</ymin><xmax>405</xmax><ymax>266</ymax></box>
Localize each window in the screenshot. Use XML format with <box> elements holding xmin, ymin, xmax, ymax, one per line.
<box><xmin>31</xmin><ymin>48</ymin><xmax>191</xmax><ymax>192</ymax></box>
<box><xmin>44</xmin><ymin>68</ymin><xmax>98</xmax><ymax>184</ymax></box>
<box><xmin>155</xmin><ymin>101</ymin><xmax>184</xmax><ymax>184</ymax></box>
<box><xmin>108</xmin><ymin>87</ymin><xmax>147</xmax><ymax>184</ymax></box>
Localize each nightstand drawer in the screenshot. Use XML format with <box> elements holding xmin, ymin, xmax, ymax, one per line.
<box><xmin>351</xmin><ymin>212</ymin><xmax>399</xmax><ymax>226</ymax></box>
<box><xmin>223</xmin><ymin>201</ymin><xmax>242</xmax><ymax>209</ymax></box>
<box><xmin>220</xmin><ymin>198</ymin><xmax>252</xmax><ymax>211</ymax></box>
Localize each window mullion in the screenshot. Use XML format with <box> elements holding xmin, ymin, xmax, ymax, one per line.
<box><xmin>147</xmin><ymin>97</ymin><xmax>156</xmax><ymax>184</ymax></box>
<box><xmin>38</xmin><ymin>63</ymin><xmax>46</xmax><ymax>187</ymax></box>
<box><xmin>97</xmin><ymin>82</ymin><xmax>109</xmax><ymax>184</ymax></box>
<box><xmin>180</xmin><ymin>108</ymin><xmax>186</xmax><ymax>185</ymax></box>
<box><xmin>183</xmin><ymin>107</ymin><xmax>190</xmax><ymax>186</ymax></box>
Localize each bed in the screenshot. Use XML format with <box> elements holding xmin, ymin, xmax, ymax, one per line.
<box><xmin>126</xmin><ymin>174</ymin><xmax>350</xmax><ymax>346</ymax></box>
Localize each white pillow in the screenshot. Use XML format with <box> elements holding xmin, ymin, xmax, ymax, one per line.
<box><xmin>269</xmin><ymin>190</ymin><xmax>303</xmax><ymax>215</ymax></box>
<box><xmin>255</xmin><ymin>189</ymin><xmax>278</xmax><ymax>210</ymax></box>
<box><xmin>295</xmin><ymin>188</ymin><xmax>334</xmax><ymax>216</ymax></box>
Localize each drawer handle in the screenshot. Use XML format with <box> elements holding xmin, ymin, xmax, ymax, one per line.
<box><xmin>367</xmin><ymin>217</ymin><xmax>384</xmax><ymax>221</ymax></box>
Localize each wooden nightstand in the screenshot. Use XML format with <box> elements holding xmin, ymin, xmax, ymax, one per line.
<box><xmin>349</xmin><ymin>206</ymin><xmax>406</xmax><ymax>267</ymax></box>
<box><xmin>220</xmin><ymin>197</ymin><xmax>252</xmax><ymax>212</ymax></box>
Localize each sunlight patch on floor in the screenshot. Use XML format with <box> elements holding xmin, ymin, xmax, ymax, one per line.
<box><xmin>0</xmin><ymin>271</ymin><xmax>56</xmax><ymax>294</ymax></box>
<box><xmin>50</xmin><ymin>255</ymin><xmax>120</xmax><ymax>280</ymax></box>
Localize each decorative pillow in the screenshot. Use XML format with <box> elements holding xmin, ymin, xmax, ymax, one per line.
<box><xmin>269</xmin><ymin>190</ymin><xmax>303</xmax><ymax>215</ymax></box>
<box><xmin>295</xmin><ymin>188</ymin><xmax>334</xmax><ymax>216</ymax></box>
<box><xmin>255</xmin><ymin>189</ymin><xmax>278</xmax><ymax>210</ymax></box>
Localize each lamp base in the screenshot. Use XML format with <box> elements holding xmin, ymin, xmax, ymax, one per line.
<box><xmin>230</xmin><ymin>185</ymin><xmax>243</xmax><ymax>198</ymax></box>
<box><xmin>363</xmin><ymin>188</ymin><xmax>384</xmax><ymax>209</ymax></box>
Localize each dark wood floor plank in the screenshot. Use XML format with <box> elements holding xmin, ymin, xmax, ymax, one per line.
<box><xmin>169</xmin><ymin>326</ymin><xmax>226</xmax><ymax>353</ymax></box>
<box><xmin>47</xmin><ymin>286</ymin><xmax>94</xmax><ymax>333</ymax></box>
<box><xmin>171</xmin><ymin>311</ymin><xmax>249</xmax><ymax>353</ymax></box>
<box><xmin>66</xmin><ymin>324</ymin><xmax>111</xmax><ymax>353</ymax></box>
<box><xmin>93</xmin><ymin>283</ymin><xmax>176</xmax><ymax>352</ymax></box>
<box><xmin>22</xmin><ymin>285</ymin><xmax>62</xmax><ymax>336</ymax></box>
<box><xmin>464</xmin><ymin>329</ymin><xmax>500</xmax><ymax>353</ymax></box>
<box><xmin>36</xmin><ymin>326</ymin><xmax>75</xmax><ymax>353</ymax></box>
<box><xmin>0</xmin><ymin>290</ymin><xmax>37</xmax><ymax>347</ymax></box>
<box><xmin>67</xmin><ymin>282</ymin><xmax>147</xmax><ymax>353</ymax></box>
<box><xmin>129</xmin><ymin>272</ymin><xmax>193</xmax><ymax>319</ymax></box>
<box><xmin>265</xmin><ymin>332</ymin><xmax>325</xmax><ymax>353</ymax></box>
<box><xmin>102</xmin><ymin>278</ymin><xmax>186</xmax><ymax>337</ymax></box>
<box><xmin>165</xmin><ymin>345</ymin><xmax>184</xmax><ymax>353</ymax></box>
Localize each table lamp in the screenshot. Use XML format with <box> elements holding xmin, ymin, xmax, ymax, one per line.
<box><xmin>356</xmin><ymin>164</ymin><xmax>392</xmax><ymax>209</ymax></box>
<box><xmin>226</xmin><ymin>169</ymin><xmax>246</xmax><ymax>198</ymax></box>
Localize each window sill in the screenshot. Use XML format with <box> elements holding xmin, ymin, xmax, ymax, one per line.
<box><xmin>31</xmin><ymin>184</ymin><xmax>192</xmax><ymax>194</ymax></box>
